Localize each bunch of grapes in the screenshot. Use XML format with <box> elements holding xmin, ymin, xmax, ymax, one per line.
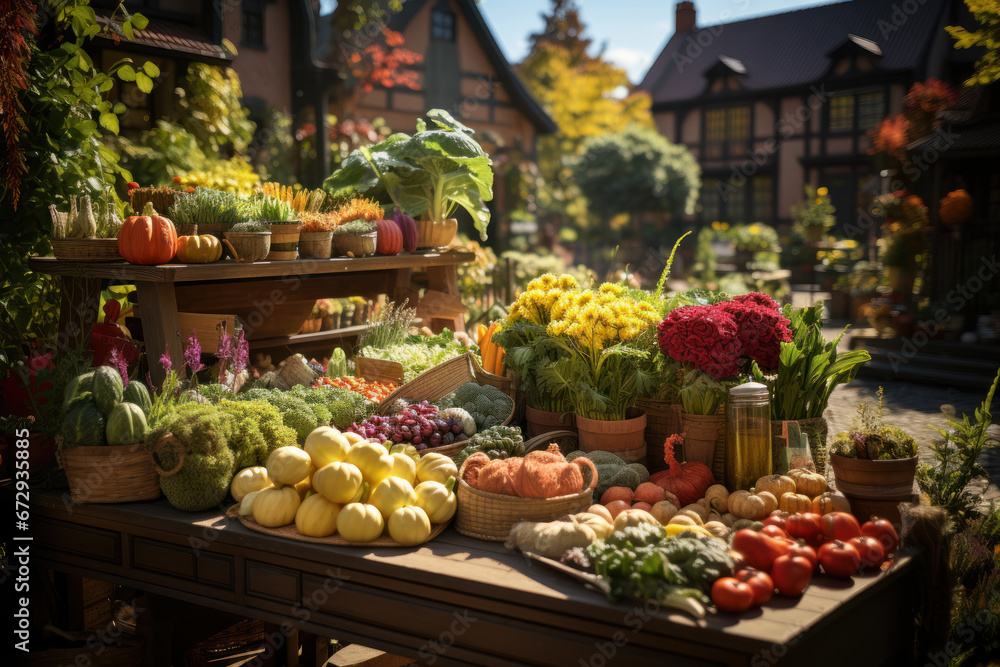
<box><xmin>347</xmin><ymin>401</ymin><xmax>467</xmax><ymax>450</ymax></box>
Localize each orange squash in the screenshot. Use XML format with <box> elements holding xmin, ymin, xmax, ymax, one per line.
<box><xmin>118</xmin><ymin>202</ymin><xmax>177</xmax><ymax>265</ymax></box>
<box><xmin>375</xmin><ymin>218</ymin><xmax>403</xmax><ymax>255</ymax></box>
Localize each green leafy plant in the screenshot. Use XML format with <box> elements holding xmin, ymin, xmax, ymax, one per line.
<box><xmin>751</xmin><ymin>303</ymin><xmax>871</xmax><ymax>420</ymax></box>
<box><xmin>917</xmin><ymin>367</ymin><xmax>999</xmax><ymax>526</ymax></box>
<box><xmin>677</xmin><ymin>370</ymin><xmax>734</xmax><ymax>416</ymax></box>
<box><xmin>250</xmin><ymin>194</ymin><xmax>295</xmax><ymax>222</ymax></box>
<box><xmin>323</xmin><ymin>109</ymin><xmax>494</xmax><ymax>240</ymax></box>
<box><xmin>169</xmin><ymin>188</ymin><xmax>251</xmax><ymax>227</ymax></box>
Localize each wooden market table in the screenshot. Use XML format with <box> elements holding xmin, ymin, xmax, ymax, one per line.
<box><xmin>24</xmin><ymin>488</ymin><xmax>918</xmax><ymax>667</ymax></box>
<box><xmin>28</xmin><ymin>250</ymin><xmax>475</xmax><ymax>385</ymax></box>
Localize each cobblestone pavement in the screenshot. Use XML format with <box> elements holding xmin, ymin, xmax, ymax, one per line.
<box><xmin>823</xmin><ymin>367</ymin><xmax>1000</xmax><ymax>502</ymax></box>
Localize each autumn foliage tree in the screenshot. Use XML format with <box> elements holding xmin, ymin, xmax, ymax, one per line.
<box><xmin>867</xmin><ymin>78</ymin><xmax>957</xmax><ymax>164</ymax></box>
<box><xmin>948</xmin><ymin>0</ymin><xmax>1000</xmax><ymax>86</ymax></box>
<box><xmin>516</xmin><ymin>0</ymin><xmax>654</xmax><ymax>229</ymax></box>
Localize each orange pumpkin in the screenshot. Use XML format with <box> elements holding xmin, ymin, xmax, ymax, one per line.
<box><xmin>118</xmin><ymin>202</ymin><xmax>177</xmax><ymax>265</ymax></box>
<box><xmin>375</xmin><ymin>218</ymin><xmax>402</xmax><ymax>255</ymax></box>
<box><xmin>939</xmin><ymin>189</ymin><xmax>973</xmax><ymax>227</ymax></box>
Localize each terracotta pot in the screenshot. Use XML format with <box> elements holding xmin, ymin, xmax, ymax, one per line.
<box><xmin>681</xmin><ymin>412</ymin><xmax>725</xmax><ymax>473</ymax></box>
<box><xmin>416</xmin><ymin>218</ymin><xmax>458</xmax><ymax>250</ymax></box>
<box><xmin>298</xmin><ymin>231</ymin><xmax>334</xmax><ymax>259</ymax></box>
<box><xmin>830</xmin><ymin>453</ymin><xmax>917</xmax><ymax>500</ymax></box>
<box><xmin>575</xmin><ymin>408</ymin><xmax>646</xmax><ymax>462</ymax></box>
<box><xmin>524</xmin><ymin>405</ymin><xmax>576</xmax><ymax>440</ymax></box>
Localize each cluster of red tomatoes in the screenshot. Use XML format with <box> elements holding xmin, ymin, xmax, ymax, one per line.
<box><xmin>711</xmin><ymin>512</ymin><xmax>899</xmax><ymax>613</ymax></box>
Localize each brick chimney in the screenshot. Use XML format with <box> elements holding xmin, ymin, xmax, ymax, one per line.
<box><xmin>676</xmin><ymin>1</ymin><xmax>696</xmax><ymax>32</ymax></box>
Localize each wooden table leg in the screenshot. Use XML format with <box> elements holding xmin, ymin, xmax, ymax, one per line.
<box><xmin>135</xmin><ymin>282</ymin><xmax>183</xmax><ymax>387</ymax></box>
<box><xmin>57</xmin><ymin>276</ymin><xmax>101</xmax><ymax>355</ymax></box>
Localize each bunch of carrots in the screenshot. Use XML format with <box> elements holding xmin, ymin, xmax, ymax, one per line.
<box><xmin>315</xmin><ymin>376</ymin><xmax>397</xmax><ymax>403</ymax></box>
<box><xmin>477</xmin><ymin>322</ymin><xmax>506</xmax><ymax>376</ymax></box>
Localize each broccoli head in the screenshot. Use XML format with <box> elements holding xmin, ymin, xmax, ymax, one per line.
<box><xmin>159</xmin><ymin>447</ymin><xmax>236</xmax><ymax>512</ymax></box>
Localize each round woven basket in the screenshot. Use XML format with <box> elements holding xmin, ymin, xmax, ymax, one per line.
<box><xmin>264</xmin><ymin>221</ymin><xmax>301</xmax><ymax>260</ymax></box>
<box><xmin>635</xmin><ymin>398</ymin><xmax>683</xmax><ymax>472</ymax></box>
<box><xmin>298</xmin><ymin>231</ymin><xmax>334</xmax><ymax>259</ymax></box>
<box><xmin>681</xmin><ymin>412</ymin><xmax>726</xmax><ymax>478</ymax></box>
<box><xmin>333</xmin><ymin>232</ymin><xmax>377</xmax><ymax>257</ymax></box>
<box><xmin>223</xmin><ymin>232</ymin><xmax>271</xmax><ymax>263</ymax></box>
<box><xmin>455</xmin><ymin>453</ymin><xmax>598</xmax><ymax>541</ymax></box>
<box><xmin>52</xmin><ymin>238</ymin><xmax>123</xmax><ymax>262</ymax></box>
<box><xmin>62</xmin><ymin>443</ymin><xmax>160</xmax><ymax>504</ymax></box>
<box><xmin>416</xmin><ymin>218</ymin><xmax>458</xmax><ymax>250</ymax></box>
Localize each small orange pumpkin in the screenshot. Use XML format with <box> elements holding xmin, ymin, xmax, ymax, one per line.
<box><xmin>118</xmin><ymin>202</ymin><xmax>177</xmax><ymax>265</ymax></box>
<box><xmin>778</xmin><ymin>492</ymin><xmax>813</xmax><ymax>513</ymax></box>
<box><xmin>812</xmin><ymin>491</ymin><xmax>851</xmax><ymax>515</ymax></box>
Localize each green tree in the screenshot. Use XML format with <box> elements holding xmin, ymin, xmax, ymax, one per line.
<box><xmin>948</xmin><ymin>0</ymin><xmax>1000</xmax><ymax>86</ymax></box>
<box><xmin>573</xmin><ymin>127</ymin><xmax>700</xmax><ymax>221</ymax></box>
<box><xmin>1</xmin><ymin>1</ymin><xmax>148</xmax><ymax>374</ymax></box>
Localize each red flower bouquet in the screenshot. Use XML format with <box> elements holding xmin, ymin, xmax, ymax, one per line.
<box><xmin>718</xmin><ymin>295</ymin><xmax>792</xmax><ymax>371</ymax></box>
<box><xmin>657</xmin><ymin>304</ymin><xmax>741</xmax><ymax>379</ymax></box>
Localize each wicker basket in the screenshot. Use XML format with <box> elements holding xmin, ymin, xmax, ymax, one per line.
<box><xmin>417</xmin><ymin>218</ymin><xmax>458</xmax><ymax>250</ymax></box>
<box><xmin>455</xmin><ymin>448</ymin><xmax>598</xmax><ymax>541</ymax></box>
<box><xmin>333</xmin><ymin>231</ymin><xmax>377</xmax><ymax>257</ymax></box>
<box><xmin>223</xmin><ymin>232</ymin><xmax>271</xmax><ymax>263</ymax></box>
<box><xmin>376</xmin><ymin>352</ymin><xmax>514</xmax><ymax>423</ymax></box>
<box><xmin>264</xmin><ymin>221</ymin><xmax>301</xmax><ymax>261</ymax></box>
<box><xmin>635</xmin><ymin>398</ymin><xmax>683</xmax><ymax>473</ymax></box>
<box><xmin>298</xmin><ymin>231</ymin><xmax>334</xmax><ymax>259</ymax></box>
<box><xmin>52</xmin><ymin>239</ymin><xmax>123</xmax><ymax>262</ymax></box>
<box><xmin>62</xmin><ymin>443</ymin><xmax>160</xmax><ymax>504</ymax></box>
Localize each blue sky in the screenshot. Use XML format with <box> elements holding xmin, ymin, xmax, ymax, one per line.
<box><xmin>321</xmin><ymin>0</ymin><xmax>836</xmax><ymax>83</ymax></box>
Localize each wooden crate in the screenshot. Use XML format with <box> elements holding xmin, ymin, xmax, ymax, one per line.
<box><xmin>355</xmin><ymin>356</ymin><xmax>404</xmax><ymax>386</ymax></box>
<box><xmin>177</xmin><ymin>313</ymin><xmax>237</xmax><ymax>353</ymax></box>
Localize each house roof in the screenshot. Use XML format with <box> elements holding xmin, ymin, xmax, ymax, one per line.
<box><xmin>319</xmin><ymin>0</ymin><xmax>557</xmax><ymax>134</ymax></box>
<box><xmin>639</xmin><ymin>0</ymin><xmax>948</xmax><ymax>107</ymax></box>
<box><xmin>94</xmin><ymin>12</ymin><xmax>231</xmax><ymax>63</ymax></box>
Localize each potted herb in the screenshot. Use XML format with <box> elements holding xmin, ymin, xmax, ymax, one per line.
<box><xmin>298</xmin><ymin>212</ymin><xmax>339</xmax><ymax>259</ymax></box>
<box><xmin>332</xmin><ymin>220</ymin><xmax>378</xmax><ymax>257</ymax></box>
<box><xmin>169</xmin><ymin>188</ymin><xmax>251</xmax><ymax>236</ymax></box>
<box><xmin>251</xmin><ymin>194</ymin><xmax>300</xmax><ymax>261</ymax></box>
<box><xmin>224</xmin><ymin>221</ymin><xmax>272</xmax><ymax>263</ymax></box>
<box><xmin>792</xmin><ymin>186</ymin><xmax>835</xmax><ymax>244</ymax></box>
<box><xmin>829</xmin><ymin>387</ymin><xmax>918</xmax><ymax>521</ymax></box>
<box><xmin>323</xmin><ymin>109</ymin><xmax>493</xmax><ymax>249</ymax></box>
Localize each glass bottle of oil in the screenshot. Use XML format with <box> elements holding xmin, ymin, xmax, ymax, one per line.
<box><xmin>725</xmin><ymin>382</ymin><xmax>772</xmax><ymax>491</ymax></box>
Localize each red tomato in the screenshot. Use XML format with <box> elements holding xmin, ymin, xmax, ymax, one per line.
<box><xmin>786</xmin><ymin>542</ymin><xmax>818</xmax><ymax>571</ymax></box>
<box><xmin>771</xmin><ymin>555</ymin><xmax>813</xmax><ymax>597</ymax></box>
<box><xmin>731</xmin><ymin>529</ymin><xmax>792</xmax><ymax>571</ymax></box>
<box><xmin>762</xmin><ymin>511</ymin><xmax>789</xmax><ymax>530</ymax></box>
<box><xmin>735</xmin><ymin>568</ymin><xmax>774</xmax><ymax>606</ymax></box>
<box><xmin>711</xmin><ymin>577</ymin><xmax>755</xmax><ymax>613</ymax></box>
<box><xmin>818</xmin><ymin>540</ymin><xmax>861</xmax><ymax>578</ymax></box>
<box><xmin>849</xmin><ymin>536</ymin><xmax>886</xmax><ymax>569</ymax></box>
<box><xmin>861</xmin><ymin>517</ymin><xmax>899</xmax><ymax>554</ymax></box>
<box><xmin>820</xmin><ymin>512</ymin><xmax>862</xmax><ymax>541</ymax></box>
<box><xmin>785</xmin><ymin>512</ymin><xmax>824</xmax><ymax>541</ymax></box>
<box><xmin>760</xmin><ymin>524</ymin><xmax>789</xmax><ymax>541</ymax></box>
